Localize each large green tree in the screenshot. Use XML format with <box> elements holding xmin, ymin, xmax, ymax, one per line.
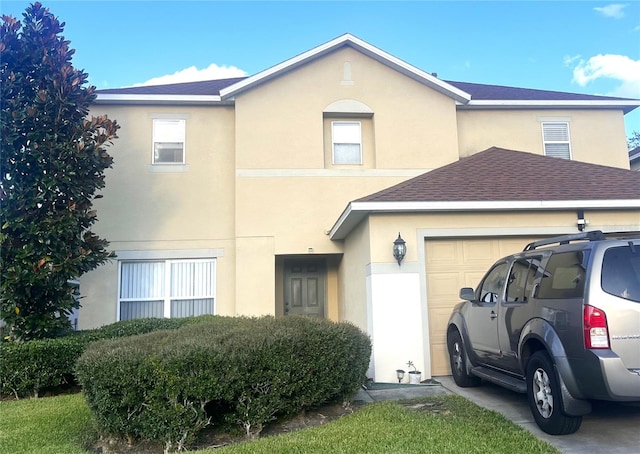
<box><xmin>0</xmin><ymin>2</ymin><xmax>119</xmax><ymax>340</ymax></box>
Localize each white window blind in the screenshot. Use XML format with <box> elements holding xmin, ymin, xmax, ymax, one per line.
<box><xmin>119</xmin><ymin>259</ymin><xmax>215</xmax><ymax>320</ymax></box>
<box><xmin>542</xmin><ymin>122</ymin><xmax>571</xmax><ymax>159</ymax></box>
<box><xmin>153</xmin><ymin>119</ymin><xmax>185</xmax><ymax>164</ymax></box>
<box><xmin>332</xmin><ymin>121</ymin><xmax>362</xmax><ymax>165</ymax></box>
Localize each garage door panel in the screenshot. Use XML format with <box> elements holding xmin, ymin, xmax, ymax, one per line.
<box><xmin>462</xmin><ymin>241</ymin><xmax>497</xmax><ymax>264</ymax></box>
<box><xmin>425</xmin><ymin>241</ymin><xmax>460</xmax><ymax>266</ymax></box>
<box><xmin>431</xmin><ymin>343</ymin><xmax>450</xmax><ymax>377</ymax></box>
<box><xmin>429</xmin><ymin>306</ymin><xmax>455</xmax><ymax>335</ymax></box>
<box><xmin>425</xmin><ymin>236</ymin><xmax>539</xmax><ymax>376</ymax></box>
<box><xmin>427</xmin><ymin>272</ymin><xmax>462</xmax><ymax>300</ymax></box>
<box><xmin>498</xmin><ymin>239</ymin><xmax>529</xmax><ymax>257</ymax></box>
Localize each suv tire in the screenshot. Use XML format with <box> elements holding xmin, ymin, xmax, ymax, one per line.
<box><xmin>448</xmin><ymin>330</ymin><xmax>480</xmax><ymax>387</ymax></box>
<box><xmin>525</xmin><ymin>351</ymin><xmax>582</xmax><ymax>435</ymax></box>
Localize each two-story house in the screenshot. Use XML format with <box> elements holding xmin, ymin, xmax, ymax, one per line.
<box><xmin>82</xmin><ymin>34</ymin><xmax>640</xmax><ymax>382</ymax></box>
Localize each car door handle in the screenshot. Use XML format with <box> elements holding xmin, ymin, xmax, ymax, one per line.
<box><xmin>490</xmin><ymin>311</ymin><xmax>498</xmax><ymax>319</ymax></box>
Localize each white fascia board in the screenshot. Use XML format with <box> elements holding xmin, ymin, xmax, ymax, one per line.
<box><xmin>330</xmin><ymin>202</ymin><xmax>367</xmax><ymax>241</ymax></box>
<box><xmin>94</xmin><ymin>94</ymin><xmax>224</xmax><ymax>105</ymax></box>
<box><xmin>460</xmin><ymin>100</ymin><xmax>640</xmax><ymax>111</ymax></box>
<box><xmin>330</xmin><ymin>199</ymin><xmax>640</xmax><ymax>240</ymax></box>
<box><xmin>220</xmin><ymin>34</ymin><xmax>471</xmax><ymax>103</ymax></box>
<box><xmin>343</xmin><ymin>36</ymin><xmax>471</xmax><ymax>103</ymax></box>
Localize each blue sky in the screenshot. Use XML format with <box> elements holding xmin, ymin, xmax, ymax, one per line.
<box><xmin>3</xmin><ymin>0</ymin><xmax>640</xmax><ymax>137</ymax></box>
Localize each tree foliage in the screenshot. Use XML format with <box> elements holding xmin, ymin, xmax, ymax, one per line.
<box><xmin>0</xmin><ymin>3</ymin><xmax>119</xmax><ymax>340</ymax></box>
<box><xmin>629</xmin><ymin>130</ymin><xmax>640</xmax><ymax>151</ymax></box>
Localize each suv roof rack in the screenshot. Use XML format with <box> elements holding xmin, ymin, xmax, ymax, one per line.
<box><xmin>523</xmin><ymin>230</ymin><xmax>605</xmax><ymax>251</ymax></box>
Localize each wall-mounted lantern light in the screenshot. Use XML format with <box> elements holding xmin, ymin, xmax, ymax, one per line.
<box><xmin>393</xmin><ymin>232</ymin><xmax>406</xmax><ymax>266</ymax></box>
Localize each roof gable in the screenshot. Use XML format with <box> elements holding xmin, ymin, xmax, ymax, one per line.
<box><xmin>220</xmin><ymin>33</ymin><xmax>471</xmax><ymax>103</ymax></box>
<box><xmin>93</xmin><ymin>34</ymin><xmax>639</xmax><ymax>113</ymax></box>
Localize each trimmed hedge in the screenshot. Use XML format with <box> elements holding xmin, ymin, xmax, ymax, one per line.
<box><xmin>0</xmin><ymin>317</ymin><xmax>205</xmax><ymax>398</ymax></box>
<box><xmin>76</xmin><ymin>316</ymin><xmax>371</xmax><ymax>451</ymax></box>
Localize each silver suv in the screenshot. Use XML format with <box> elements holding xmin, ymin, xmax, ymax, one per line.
<box><xmin>446</xmin><ymin>231</ymin><xmax>640</xmax><ymax>435</ymax></box>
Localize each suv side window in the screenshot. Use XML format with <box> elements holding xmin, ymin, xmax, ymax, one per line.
<box><xmin>538</xmin><ymin>251</ymin><xmax>589</xmax><ymax>299</ymax></box>
<box><xmin>478</xmin><ymin>262</ymin><xmax>509</xmax><ymax>303</ymax></box>
<box><xmin>506</xmin><ymin>257</ymin><xmax>543</xmax><ymax>303</ymax></box>
<box><xmin>601</xmin><ymin>245</ymin><xmax>640</xmax><ymax>302</ymax></box>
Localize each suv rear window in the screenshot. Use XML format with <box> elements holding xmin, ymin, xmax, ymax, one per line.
<box><xmin>538</xmin><ymin>251</ymin><xmax>589</xmax><ymax>299</ymax></box>
<box><xmin>601</xmin><ymin>245</ymin><xmax>640</xmax><ymax>303</ymax></box>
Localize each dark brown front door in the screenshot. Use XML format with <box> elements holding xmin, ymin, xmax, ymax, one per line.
<box><xmin>284</xmin><ymin>259</ymin><xmax>326</xmax><ymax>317</ymax></box>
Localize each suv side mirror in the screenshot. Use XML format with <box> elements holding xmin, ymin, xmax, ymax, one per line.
<box><xmin>459</xmin><ymin>287</ymin><xmax>476</xmax><ymax>301</ymax></box>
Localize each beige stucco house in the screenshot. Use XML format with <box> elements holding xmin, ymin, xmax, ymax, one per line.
<box><xmin>82</xmin><ymin>34</ymin><xmax>640</xmax><ymax>382</ymax></box>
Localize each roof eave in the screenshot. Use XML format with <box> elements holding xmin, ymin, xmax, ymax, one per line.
<box><xmin>94</xmin><ymin>94</ymin><xmax>228</xmax><ymax>105</ymax></box>
<box><xmin>458</xmin><ymin>100</ymin><xmax>640</xmax><ymax>114</ymax></box>
<box><xmin>329</xmin><ymin>200</ymin><xmax>640</xmax><ymax>240</ymax></box>
<box><xmin>220</xmin><ymin>34</ymin><xmax>471</xmax><ymax>103</ymax></box>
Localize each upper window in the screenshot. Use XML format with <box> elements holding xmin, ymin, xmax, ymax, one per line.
<box><xmin>542</xmin><ymin>122</ymin><xmax>571</xmax><ymax>159</ymax></box>
<box><xmin>332</xmin><ymin>121</ymin><xmax>362</xmax><ymax>165</ymax></box>
<box><xmin>118</xmin><ymin>258</ymin><xmax>215</xmax><ymax>320</ymax></box>
<box><xmin>153</xmin><ymin>119</ymin><xmax>185</xmax><ymax>164</ymax></box>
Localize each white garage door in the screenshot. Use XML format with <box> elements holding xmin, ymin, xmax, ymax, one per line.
<box><xmin>425</xmin><ymin>236</ymin><xmax>539</xmax><ymax>376</ymax></box>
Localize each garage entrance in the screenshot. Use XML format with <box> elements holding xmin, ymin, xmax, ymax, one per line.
<box><xmin>425</xmin><ymin>236</ymin><xmax>539</xmax><ymax>376</ymax></box>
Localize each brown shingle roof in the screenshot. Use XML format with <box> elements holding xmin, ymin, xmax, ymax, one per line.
<box><xmin>444</xmin><ymin>81</ymin><xmax>629</xmax><ymax>102</ymax></box>
<box><xmin>357</xmin><ymin>147</ymin><xmax>640</xmax><ymax>203</ymax></box>
<box><xmin>96</xmin><ymin>77</ymin><xmax>636</xmax><ymax>104</ymax></box>
<box><xmin>96</xmin><ymin>77</ymin><xmax>247</xmax><ymax>96</ymax></box>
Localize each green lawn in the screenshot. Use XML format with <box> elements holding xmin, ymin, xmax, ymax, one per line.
<box><xmin>0</xmin><ymin>393</ymin><xmax>560</xmax><ymax>454</ymax></box>
<box><xmin>213</xmin><ymin>396</ymin><xmax>560</xmax><ymax>454</ymax></box>
<box><xmin>0</xmin><ymin>393</ymin><xmax>96</xmax><ymax>454</ymax></box>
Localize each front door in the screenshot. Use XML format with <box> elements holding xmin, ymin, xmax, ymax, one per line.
<box><xmin>284</xmin><ymin>259</ymin><xmax>326</xmax><ymax>317</ymax></box>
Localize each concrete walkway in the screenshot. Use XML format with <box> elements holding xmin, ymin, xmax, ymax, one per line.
<box><xmin>355</xmin><ymin>380</ymin><xmax>449</xmax><ymax>403</ymax></box>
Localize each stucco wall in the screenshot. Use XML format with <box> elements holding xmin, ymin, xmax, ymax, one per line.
<box><xmin>76</xmin><ymin>105</ymin><xmax>238</xmax><ymax>328</ymax></box>
<box><xmin>457</xmin><ymin>109</ymin><xmax>630</xmax><ymax>168</ymax></box>
<box><xmin>339</xmin><ymin>219</ymin><xmax>371</xmax><ymax>332</ymax></box>
<box><xmin>234</xmin><ymin>47</ymin><xmax>460</xmax><ymax>171</ymax></box>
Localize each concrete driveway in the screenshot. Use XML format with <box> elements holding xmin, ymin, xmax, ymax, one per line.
<box><xmin>437</xmin><ymin>375</ymin><xmax>640</xmax><ymax>454</ymax></box>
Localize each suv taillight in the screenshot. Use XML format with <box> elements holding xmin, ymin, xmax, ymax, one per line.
<box><xmin>584</xmin><ymin>305</ymin><xmax>610</xmax><ymax>349</ymax></box>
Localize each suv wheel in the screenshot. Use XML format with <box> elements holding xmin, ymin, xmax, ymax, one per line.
<box><xmin>525</xmin><ymin>351</ymin><xmax>582</xmax><ymax>435</ymax></box>
<box><xmin>447</xmin><ymin>330</ymin><xmax>480</xmax><ymax>387</ymax></box>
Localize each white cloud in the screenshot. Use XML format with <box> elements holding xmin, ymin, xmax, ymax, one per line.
<box><xmin>594</xmin><ymin>3</ymin><xmax>628</xmax><ymax>19</ymax></box>
<box><xmin>134</xmin><ymin>63</ymin><xmax>247</xmax><ymax>87</ymax></box>
<box><xmin>572</xmin><ymin>54</ymin><xmax>640</xmax><ymax>98</ymax></box>
<box><xmin>563</xmin><ymin>55</ymin><xmax>581</xmax><ymax>66</ymax></box>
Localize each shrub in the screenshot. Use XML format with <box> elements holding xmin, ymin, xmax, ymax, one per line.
<box><xmin>76</xmin><ymin>316</ymin><xmax>371</xmax><ymax>451</ymax></box>
<box><xmin>0</xmin><ymin>317</ymin><xmax>201</xmax><ymax>398</ymax></box>
<box><xmin>0</xmin><ymin>336</ymin><xmax>87</xmax><ymax>398</ymax></box>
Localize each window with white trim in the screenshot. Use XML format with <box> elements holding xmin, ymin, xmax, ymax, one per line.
<box><xmin>153</xmin><ymin>119</ymin><xmax>185</xmax><ymax>164</ymax></box>
<box><xmin>118</xmin><ymin>259</ymin><xmax>215</xmax><ymax>320</ymax></box>
<box><xmin>332</xmin><ymin>121</ymin><xmax>362</xmax><ymax>165</ymax></box>
<box><xmin>542</xmin><ymin>122</ymin><xmax>571</xmax><ymax>159</ymax></box>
